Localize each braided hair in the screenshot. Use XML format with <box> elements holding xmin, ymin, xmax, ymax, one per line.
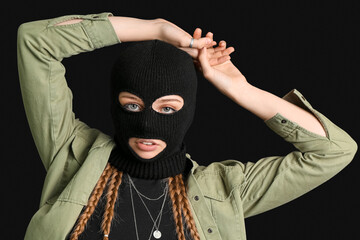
<box><xmin>69</xmin><ymin>163</ymin><xmax>200</xmax><ymax>240</ymax></box>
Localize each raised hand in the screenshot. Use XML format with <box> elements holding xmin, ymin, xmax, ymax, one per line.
<box><xmin>156</xmin><ymin>19</ymin><xmax>215</xmax><ymax>49</ymax></box>
<box><xmin>197</xmin><ymin>40</ymin><xmax>248</xmax><ymax>98</ymax></box>
<box><xmin>179</xmin><ymin>28</ymin><xmax>235</xmax><ymax>70</ymax></box>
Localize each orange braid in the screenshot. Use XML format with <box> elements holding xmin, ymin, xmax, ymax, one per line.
<box><xmin>169</xmin><ymin>174</ymin><xmax>200</xmax><ymax>240</ymax></box>
<box><xmin>101</xmin><ymin>166</ymin><xmax>123</xmax><ymax>240</ymax></box>
<box><xmin>169</xmin><ymin>175</ymin><xmax>185</xmax><ymax>240</ymax></box>
<box><xmin>69</xmin><ymin>163</ymin><xmax>113</xmax><ymax>240</ymax></box>
<box><xmin>70</xmin><ymin>165</ymin><xmax>200</xmax><ymax>240</ymax></box>
<box><xmin>177</xmin><ymin>175</ymin><xmax>200</xmax><ymax>240</ymax></box>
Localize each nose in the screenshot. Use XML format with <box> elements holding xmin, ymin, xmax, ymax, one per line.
<box><xmin>137</xmin><ymin>107</ymin><xmax>157</xmax><ymax>134</ymax></box>
<box><xmin>139</xmin><ymin>112</ymin><xmax>151</xmax><ymax>132</ymax></box>
<box><xmin>143</xmin><ymin>118</ymin><xmax>149</xmax><ymax>129</ymax></box>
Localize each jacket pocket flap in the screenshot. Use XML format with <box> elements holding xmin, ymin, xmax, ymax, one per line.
<box><xmin>194</xmin><ymin>160</ymin><xmax>244</xmax><ymax>201</ymax></box>
<box><xmin>196</xmin><ymin>173</ymin><xmax>239</xmax><ymax>202</ymax></box>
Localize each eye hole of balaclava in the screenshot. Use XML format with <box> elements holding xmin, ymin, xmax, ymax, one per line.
<box><xmin>118</xmin><ymin>92</ymin><xmax>184</xmax><ymax>115</ymax></box>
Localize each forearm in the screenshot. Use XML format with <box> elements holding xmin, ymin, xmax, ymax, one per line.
<box><xmin>232</xmin><ymin>83</ymin><xmax>327</xmax><ymax>137</ymax></box>
<box><xmin>108</xmin><ymin>16</ymin><xmax>163</xmax><ymax>42</ymax></box>
<box><xmin>55</xmin><ymin>16</ymin><xmax>163</xmax><ymax>43</ymax></box>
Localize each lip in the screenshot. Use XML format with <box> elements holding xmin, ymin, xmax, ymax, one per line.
<box><xmin>136</xmin><ymin>139</ymin><xmax>159</xmax><ymax>145</ymax></box>
<box><xmin>136</xmin><ymin>139</ymin><xmax>159</xmax><ymax>151</ymax></box>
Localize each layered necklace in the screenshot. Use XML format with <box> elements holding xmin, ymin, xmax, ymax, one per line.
<box><xmin>127</xmin><ymin>173</ymin><xmax>169</xmax><ymax>240</ymax></box>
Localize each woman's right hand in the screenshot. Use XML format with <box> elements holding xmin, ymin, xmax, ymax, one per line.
<box><xmin>109</xmin><ymin>16</ymin><xmax>214</xmax><ymax>49</ymax></box>
<box><xmin>156</xmin><ymin>20</ymin><xmax>235</xmax><ymax>68</ymax></box>
<box><xmin>155</xmin><ymin>18</ymin><xmax>215</xmax><ymax>49</ymax></box>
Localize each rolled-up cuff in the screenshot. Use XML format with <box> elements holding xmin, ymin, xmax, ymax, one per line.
<box><xmin>264</xmin><ymin>89</ymin><xmax>329</xmax><ymax>140</ymax></box>
<box><xmin>81</xmin><ymin>12</ymin><xmax>121</xmax><ymax>48</ymax></box>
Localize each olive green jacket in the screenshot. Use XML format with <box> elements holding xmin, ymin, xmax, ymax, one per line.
<box><xmin>17</xmin><ymin>12</ymin><xmax>357</xmax><ymax>240</ymax></box>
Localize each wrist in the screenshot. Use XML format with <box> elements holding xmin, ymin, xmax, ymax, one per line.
<box><xmin>151</xmin><ymin>18</ymin><xmax>168</xmax><ymax>41</ymax></box>
<box><xmin>228</xmin><ymin>80</ymin><xmax>256</xmax><ymax>107</ymax></box>
<box><xmin>227</xmin><ymin>78</ymin><xmax>252</xmax><ymax>101</ymax></box>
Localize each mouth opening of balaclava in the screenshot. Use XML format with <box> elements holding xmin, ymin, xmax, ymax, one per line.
<box><xmin>108</xmin><ymin>40</ymin><xmax>198</xmax><ymax>179</ymax></box>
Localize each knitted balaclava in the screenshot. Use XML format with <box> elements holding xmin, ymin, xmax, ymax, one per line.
<box><xmin>109</xmin><ymin>40</ymin><xmax>197</xmax><ymax>179</ymax></box>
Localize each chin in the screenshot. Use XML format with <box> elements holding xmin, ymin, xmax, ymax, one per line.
<box><xmin>135</xmin><ymin>151</ymin><xmax>160</xmax><ymax>159</ymax></box>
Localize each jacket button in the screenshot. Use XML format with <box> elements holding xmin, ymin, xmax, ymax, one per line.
<box><xmin>194</xmin><ymin>196</ymin><xmax>199</xmax><ymax>201</ymax></box>
<box><xmin>281</xmin><ymin>119</ymin><xmax>287</xmax><ymax>124</ymax></box>
<box><xmin>208</xmin><ymin>228</ymin><xmax>213</xmax><ymax>233</ymax></box>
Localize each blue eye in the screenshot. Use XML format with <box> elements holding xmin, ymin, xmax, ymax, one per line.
<box><xmin>123</xmin><ymin>103</ymin><xmax>142</xmax><ymax>112</ymax></box>
<box><xmin>161</xmin><ymin>107</ymin><xmax>176</xmax><ymax>114</ymax></box>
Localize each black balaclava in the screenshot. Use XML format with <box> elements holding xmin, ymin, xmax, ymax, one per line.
<box><xmin>109</xmin><ymin>40</ymin><xmax>197</xmax><ymax>180</ymax></box>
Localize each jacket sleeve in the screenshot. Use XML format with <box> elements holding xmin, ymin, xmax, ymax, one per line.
<box><xmin>240</xmin><ymin>89</ymin><xmax>357</xmax><ymax>218</ymax></box>
<box><xmin>17</xmin><ymin>13</ymin><xmax>120</xmax><ymax>171</ymax></box>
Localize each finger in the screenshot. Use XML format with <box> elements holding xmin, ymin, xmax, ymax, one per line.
<box><xmin>193</xmin><ymin>28</ymin><xmax>202</xmax><ymax>39</ymax></box>
<box><xmin>218</xmin><ymin>55</ymin><xmax>231</xmax><ymax>64</ymax></box>
<box><xmin>223</xmin><ymin>46</ymin><xmax>235</xmax><ymax>55</ymax></box>
<box><xmin>198</xmin><ymin>47</ymin><xmax>213</xmax><ymax>78</ymax></box>
<box><xmin>205</xmin><ymin>32</ymin><xmax>217</xmax><ymax>47</ymax></box>
<box><xmin>208</xmin><ymin>46</ymin><xmax>234</xmax><ymax>60</ymax></box>
<box><xmin>205</xmin><ymin>32</ymin><xmax>213</xmax><ymax>41</ymax></box>
<box><xmin>214</xmin><ymin>40</ymin><xmax>227</xmax><ymax>52</ymax></box>
<box><xmin>193</xmin><ymin>37</ymin><xmax>212</xmax><ymax>49</ymax></box>
<box><xmin>212</xmin><ymin>46</ymin><xmax>235</xmax><ymax>59</ymax></box>
<box><xmin>210</xmin><ymin>55</ymin><xmax>231</xmax><ymax>66</ymax></box>
<box><xmin>208</xmin><ymin>47</ymin><xmax>235</xmax><ymax>66</ymax></box>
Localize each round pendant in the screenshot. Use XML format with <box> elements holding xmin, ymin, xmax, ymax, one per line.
<box><xmin>153</xmin><ymin>230</ymin><xmax>162</xmax><ymax>239</ymax></box>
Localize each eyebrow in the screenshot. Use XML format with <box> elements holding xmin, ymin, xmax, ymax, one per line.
<box><xmin>120</xmin><ymin>95</ymin><xmax>142</xmax><ymax>101</ymax></box>
<box><xmin>158</xmin><ymin>98</ymin><xmax>182</xmax><ymax>103</ymax></box>
<box><xmin>120</xmin><ymin>95</ymin><xmax>182</xmax><ymax>103</ymax></box>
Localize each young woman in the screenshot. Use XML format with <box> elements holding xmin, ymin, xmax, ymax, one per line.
<box><xmin>17</xmin><ymin>12</ymin><xmax>357</xmax><ymax>240</ymax></box>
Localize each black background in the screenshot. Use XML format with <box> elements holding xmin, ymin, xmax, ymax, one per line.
<box><xmin>3</xmin><ymin>0</ymin><xmax>360</xmax><ymax>239</ymax></box>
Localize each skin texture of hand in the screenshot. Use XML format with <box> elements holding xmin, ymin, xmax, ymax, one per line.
<box><xmin>180</xmin><ymin>28</ymin><xmax>236</xmax><ymax>71</ymax></box>
<box><xmin>156</xmin><ymin>19</ymin><xmax>215</xmax><ymax>49</ymax></box>
<box><xmin>157</xmin><ymin>22</ymin><xmax>235</xmax><ymax>66</ymax></box>
<box><xmin>197</xmin><ymin>41</ymin><xmax>247</xmax><ymax>98</ymax></box>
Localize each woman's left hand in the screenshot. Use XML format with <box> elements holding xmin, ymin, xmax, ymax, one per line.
<box><xmin>197</xmin><ymin>40</ymin><xmax>249</xmax><ymax>99</ymax></box>
<box><xmin>179</xmin><ymin>28</ymin><xmax>235</xmax><ymax>68</ymax></box>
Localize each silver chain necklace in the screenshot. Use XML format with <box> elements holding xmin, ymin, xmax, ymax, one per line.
<box><xmin>128</xmin><ymin>174</ymin><xmax>168</xmax><ymax>240</ymax></box>
<box><xmin>128</xmin><ymin>175</ymin><xmax>167</xmax><ymax>201</ymax></box>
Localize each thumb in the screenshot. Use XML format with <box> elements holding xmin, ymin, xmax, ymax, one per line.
<box><xmin>198</xmin><ymin>47</ymin><xmax>213</xmax><ymax>79</ymax></box>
